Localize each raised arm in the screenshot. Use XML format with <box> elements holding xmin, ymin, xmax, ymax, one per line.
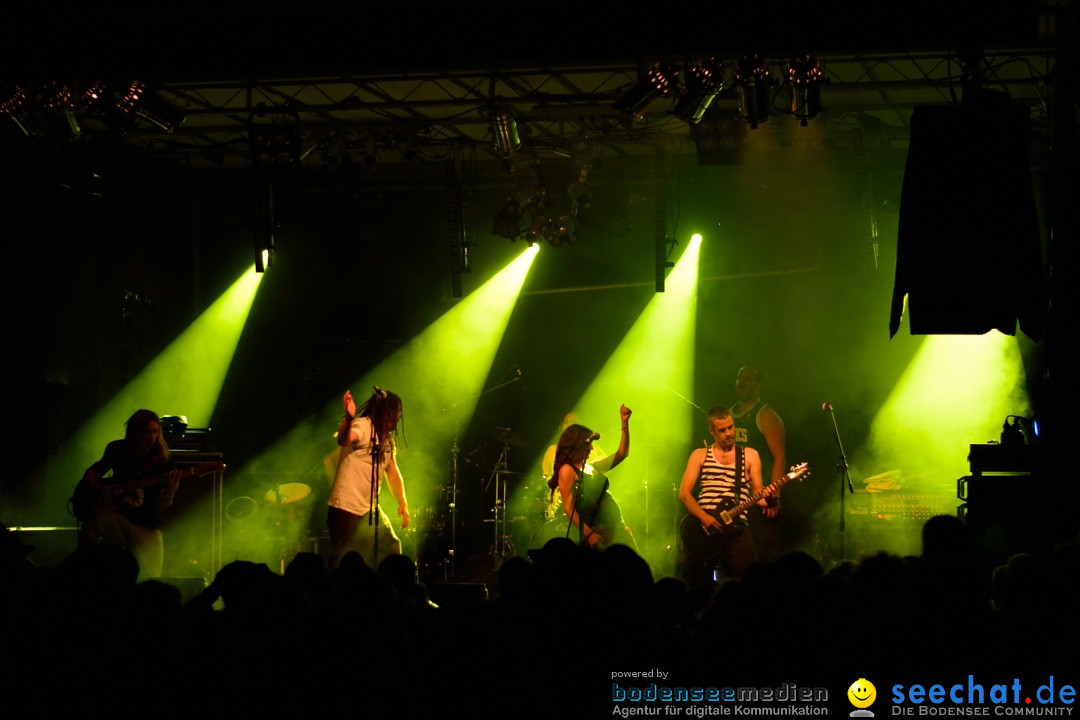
<box><xmin>337</xmin><ymin>390</ymin><xmax>359</xmax><ymax>446</ymax></box>
<box><xmin>594</xmin><ymin>404</ymin><xmax>631</xmax><ymax>472</ymax></box>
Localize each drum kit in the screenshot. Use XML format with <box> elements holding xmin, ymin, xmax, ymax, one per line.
<box><xmin>400</xmin><ymin>423</ymin><xmax>575</xmax><ymax>581</ymax></box>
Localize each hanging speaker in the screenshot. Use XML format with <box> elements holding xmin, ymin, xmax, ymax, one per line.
<box><xmin>890</xmin><ymin>94</ymin><xmax>1046</xmax><ymax>339</ymax></box>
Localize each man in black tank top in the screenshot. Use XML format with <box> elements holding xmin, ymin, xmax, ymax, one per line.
<box><xmin>731</xmin><ymin>367</ymin><xmax>786</xmax><ymax>562</ymax></box>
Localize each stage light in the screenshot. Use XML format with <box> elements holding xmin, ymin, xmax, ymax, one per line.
<box><xmin>734</xmin><ymin>54</ymin><xmax>776</xmax><ymax>129</ymax></box>
<box><xmin>249</xmin><ymin>115</ymin><xmax>302</xmax><ymax>168</ymax></box>
<box><xmin>255</xmin><ymin>181</ymin><xmax>276</xmax><ymax>273</ymax></box>
<box><xmin>864</xmin><ymin>332</ymin><xmax>1030</xmax><ymax>488</ymax></box>
<box><xmin>786</xmin><ymin>53</ymin><xmax>827</xmax><ymax>126</ymax></box>
<box><xmin>254</xmin><ymin>246</ymin><xmax>271</xmax><ymax>273</ymax></box>
<box><xmin>673</xmin><ymin>57</ymin><xmax>725</xmax><ymax>125</ymax></box>
<box><xmin>493</xmin><ymin>198</ymin><xmax>525</xmax><ymax>240</ymax></box>
<box><xmin>37</xmin><ymin>81</ymin><xmax>83</xmax><ymax>139</ymax></box>
<box><xmin>41</xmin><ymin>267</ymin><xmax>265</xmax><ymax>519</ymax></box>
<box><xmin>76</xmin><ymin>80</ymin><xmax>108</xmax><ymax>111</ymax></box>
<box><xmin>551</xmin><ymin>212</ymin><xmax>577</xmax><ymax>248</ymax></box>
<box><xmin>113</xmin><ymin>80</ymin><xmax>185</xmax><ymax>133</ymax></box>
<box><xmin>0</xmin><ymin>83</ymin><xmax>42</xmax><ymax>138</ymax></box>
<box><xmin>490</xmin><ymin>106</ymin><xmax>522</xmax><ymax>159</ymax></box>
<box><xmin>557</xmin><ymin>237</ymin><xmax>701</xmax><ymax>574</ymax></box>
<box><xmin>614</xmin><ymin>61</ymin><xmax>678</xmax><ymax>123</ymax></box>
<box><xmin>235</xmin><ymin>244</ymin><xmax>540</xmax><ymax>550</ymax></box>
<box><xmin>690</xmin><ymin>233</ymin><xmax>703</xmax><ymax>244</ymax></box>
<box><xmin>522</xmin><ymin>208</ymin><xmax>551</xmax><ymax>245</ymax></box>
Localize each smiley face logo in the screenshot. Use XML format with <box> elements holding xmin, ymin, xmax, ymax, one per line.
<box><xmin>848</xmin><ymin>678</ymin><xmax>877</xmax><ymax>709</ymax></box>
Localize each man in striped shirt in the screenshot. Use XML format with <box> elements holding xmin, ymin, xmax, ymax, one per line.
<box><xmin>678</xmin><ymin>406</ymin><xmax>770</xmax><ymax>583</ymax></box>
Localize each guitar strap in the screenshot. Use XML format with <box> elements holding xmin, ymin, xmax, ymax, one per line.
<box><xmin>734</xmin><ymin>445</ymin><xmax>744</xmax><ymax>524</ymax></box>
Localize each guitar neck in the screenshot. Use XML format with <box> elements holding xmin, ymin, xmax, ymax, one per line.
<box><xmin>128</xmin><ymin>462</ymin><xmax>216</xmax><ymax>489</ymax></box>
<box><xmin>723</xmin><ymin>466</ymin><xmax>803</xmax><ymax>520</ymax></box>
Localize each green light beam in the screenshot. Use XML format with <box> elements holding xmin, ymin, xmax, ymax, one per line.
<box><xmin>238</xmin><ymin>245</ymin><xmax>540</xmax><ymax>523</ymax></box>
<box><xmin>525</xmin><ymin>236</ymin><xmax>700</xmax><ymax>571</ymax></box>
<box><xmin>41</xmin><ymin>267</ymin><xmax>264</xmax><ymax>517</ymax></box>
<box><xmin>863</xmin><ymin>331</ymin><xmax>1030</xmax><ymax>481</ymax></box>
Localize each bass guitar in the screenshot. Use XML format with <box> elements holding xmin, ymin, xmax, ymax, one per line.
<box><xmin>680</xmin><ymin>462</ymin><xmax>810</xmax><ymax>560</ymax></box>
<box><xmin>70</xmin><ymin>461</ymin><xmax>225</xmax><ymax>522</ymax></box>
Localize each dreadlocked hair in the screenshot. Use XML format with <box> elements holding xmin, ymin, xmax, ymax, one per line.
<box><xmin>357</xmin><ymin>387</ymin><xmax>405</xmax><ymax>451</ymax></box>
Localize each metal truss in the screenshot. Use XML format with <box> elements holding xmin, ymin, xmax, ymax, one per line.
<box><xmin>40</xmin><ymin>47</ymin><xmax>1056</xmax><ymax>169</ymax></box>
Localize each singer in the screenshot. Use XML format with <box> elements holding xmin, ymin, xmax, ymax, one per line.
<box><xmin>327</xmin><ymin>387</ymin><xmax>411</xmax><ymax>569</ymax></box>
<box><xmin>546</xmin><ymin>404</ymin><xmax>636</xmax><ymax>549</ymax></box>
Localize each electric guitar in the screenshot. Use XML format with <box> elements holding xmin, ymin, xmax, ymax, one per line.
<box><xmin>70</xmin><ymin>461</ymin><xmax>225</xmax><ymax>522</ymax></box>
<box><xmin>680</xmin><ymin>462</ymin><xmax>810</xmax><ymax>560</ymax></box>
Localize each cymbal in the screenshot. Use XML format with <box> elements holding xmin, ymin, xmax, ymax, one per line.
<box><xmin>488</xmin><ymin>425</ymin><xmax>529</xmax><ymax>447</ymax></box>
<box><xmin>264</xmin><ymin>483</ymin><xmax>311</xmax><ymax>505</ymax></box>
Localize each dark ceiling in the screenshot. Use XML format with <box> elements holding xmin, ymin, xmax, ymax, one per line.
<box><xmin>2</xmin><ymin>1</ymin><xmax>1062</xmax><ymax>173</ymax></box>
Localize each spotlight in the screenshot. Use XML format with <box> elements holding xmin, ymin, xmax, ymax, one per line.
<box><xmin>250</xmin><ymin>225</ymin><xmax>272</xmax><ymax>273</ymax></box>
<box><xmin>115</xmin><ymin>81</ymin><xmax>186</xmax><ymax>133</ymax></box>
<box><xmin>614</xmin><ymin>61</ymin><xmax>678</xmax><ymax>123</ymax></box>
<box><xmin>0</xmin><ymin>84</ymin><xmax>42</xmax><ymax>138</ymax></box>
<box><xmin>75</xmin><ymin>80</ymin><xmax>108</xmax><ymax>112</ymax></box>
<box><xmin>672</xmin><ymin>57</ymin><xmax>725</xmax><ymax>125</ymax></box>
<box><xmin>550</xmin><ymin>212</ymin><xmax>577</xmax><ymax>248</ymax></box>
<box><xmin>522</xmin><ymin>209</ymin><xmax>551</xmax><ymax>245</ymax></box>
<box><xmin>493</xmin><ymin>198</ymin><xmax>525</xmax><ymax>240</ymax></box>
<box><xmin>249</xmin><ymin>115</ymin><xmax>302</xmax><ymax>168</ymax></box>
<box><xmin>734</xmin><ymin>54</ymin><xmax>776</xmax><ymax>129</ymax></box>
<box><xmin>255</xmin><ymin>181</ymin><xmax>276</xmax><ymax>273</ymax></box>
<box><xmin>255</xmin><ymin>245</ymin><xmax>271</xmax><ymax>273</ymax></box>
<box><xmin>115</xmin><ymin>80</ymin><xmax>147</xmax><ymax>116</ymax></box>
<box><xmin>489</xmin><ymin>106</ymin><xmax>522</xmax><ymax>159</ymax></box>
<box><xmin>786</xmin><ymin>53</ymin><xmax>827</xmax><ymax>126</ymax></box>
<box><xmin>38</xmin><ymin>81</ymin><xmax>82</xmax><ymax>139</ymax></box>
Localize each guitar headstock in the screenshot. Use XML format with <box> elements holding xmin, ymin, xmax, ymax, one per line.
<box><xmin>786</xmin><ymin>462</ymin><xmax>810</xmax><ymax>482</ymax></box>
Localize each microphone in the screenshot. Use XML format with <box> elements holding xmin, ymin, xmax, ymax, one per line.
<box><xmin>822</xmin><ymin>402</ymin><xmax>833</xmax><ymax>412</ymax></box>
<box><xmin>585</xmin><ymin>432</ymin><xmax>601</xmax><ymax>443</ymax></box>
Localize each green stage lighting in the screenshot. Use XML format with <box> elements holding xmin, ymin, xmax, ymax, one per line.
<box><xmin>236</xmin><ymin>245</ymin><xmax>541</xmax><ymax>545</ymax></box>
<box><xmin>864</xmin><ymin>331</ymin><xmax>1029</xmax><ymax>483</ymax></box>
<box><xmin>531</xmin><ymin>236</ymin><xmax>700</xmax><ymax>573</ymax></box>
<box><xmin>40</xmin><ymin>267</ymin><xmax>264</xmax><ymax>518</ymax></box>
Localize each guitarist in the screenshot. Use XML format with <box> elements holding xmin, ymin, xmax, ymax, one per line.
<box><xmin>678</xmin><ymin>406</ymin><xmax>771</xmax><ymax>584</ymax></box>
<box><xmin>76</xmin><ymin>409</ymin><xmax>184</xmax><ymax>578</ymax></box>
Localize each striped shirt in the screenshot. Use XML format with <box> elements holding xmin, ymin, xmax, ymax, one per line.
<box><xmin>697</xmin><ymin>446</ymin><xmax>749</xmax><ymax>520</ymax></box>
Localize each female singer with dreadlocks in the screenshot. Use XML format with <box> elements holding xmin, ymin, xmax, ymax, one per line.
<box><xmin>327</xmin><ymin>387</ymin><xmax>410</xmax><ymax>569</ymax></box>
<box><xmin>547</xmin><ymin>404</ymin><xmax>636</xmax><ymax>550</ymax></box>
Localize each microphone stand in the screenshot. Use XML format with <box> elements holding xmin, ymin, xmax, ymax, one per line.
<box><xmin>447</xmin><ymin>433</ymin><xmax>460</xmax><ymax>579</ymax></box>
<box><xmin>369</xmin><ymin>420</ymin><xmax>382</xmax><ymax>568</ymax></box>
<box><xmin>565</xmin><ymin>442</ymin><xmax>594</xmax><ymax>546</ymax></box>
<box><xmin>823</xmin><ymin>403</ymin><xmax>854</xmax><ymax>562</ymax></box>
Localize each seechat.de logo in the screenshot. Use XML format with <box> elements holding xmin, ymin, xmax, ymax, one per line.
<box><xmin>849</xmin><ymin>678</ymin><xmax>878</xmax><ymax>717</ymax></box>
